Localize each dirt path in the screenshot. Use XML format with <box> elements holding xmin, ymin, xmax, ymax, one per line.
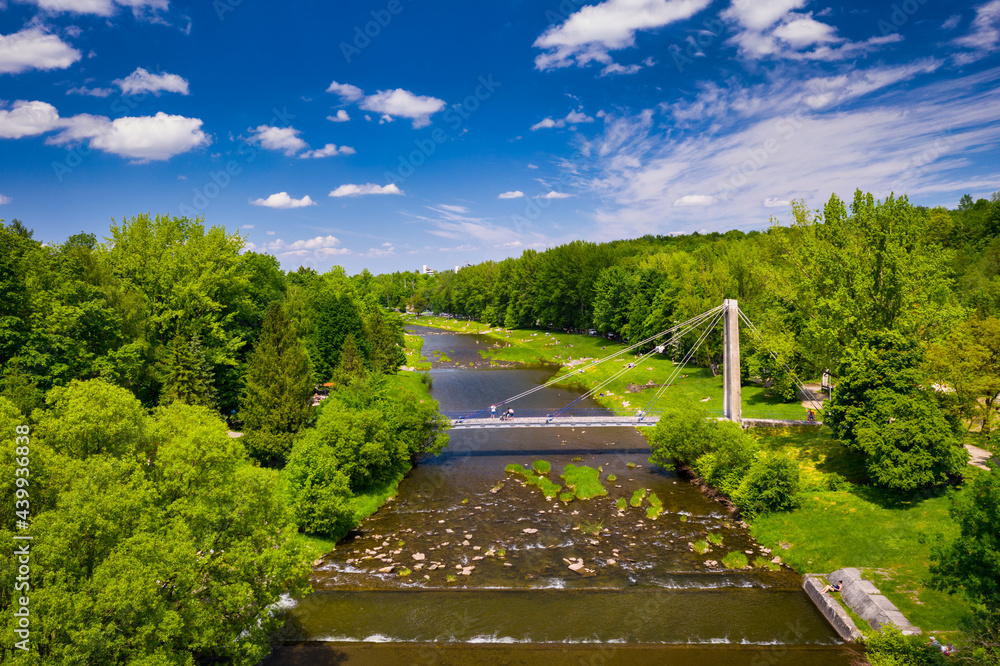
<box><xmin>966</xmin><ymin>444</ymin><xmax>994</xmax><ymax>470</ymax></box>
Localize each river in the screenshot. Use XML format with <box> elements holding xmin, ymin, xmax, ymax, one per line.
<box><xmin>265</xmin><ymin>326</ymin><xmax>861</xmax><ymax>665</ymax></box>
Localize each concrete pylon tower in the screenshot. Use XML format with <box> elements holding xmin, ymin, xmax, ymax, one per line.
<box><xmin>722</xmin><ymin>299</ymin><xmax>742</xmax><ymax>424</ymax></box>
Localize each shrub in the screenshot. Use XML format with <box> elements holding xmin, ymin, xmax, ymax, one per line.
<box><xmin>732</xmin><ymin>454</ymin><xmax>801</xmax><ymax>518</ymax></box>
<box><xmin>864</xmin><ymin>625</ymin><xmax>947</xmax><ymax>666</ymax></box>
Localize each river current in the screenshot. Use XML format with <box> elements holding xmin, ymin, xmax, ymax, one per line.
<box><xmin>266</xmin><ymin>326</ymin><xmax>860</xmax><ymax>665</ymax></box>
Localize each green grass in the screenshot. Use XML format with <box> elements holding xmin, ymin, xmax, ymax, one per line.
<box><xmin>707</xmin><ymin>532</ymin><xmax>723</xmax><ymax>546</ymax></box>
<box><xmin>616</xmin><ymin>497</ymin><xmax>627</xmax><ymax>511</ymax></box>
<box><xmin>648</xmin><ymin>492</ymin><xmax>663</xmax><ymax>507</ymax></box>
<box><xmin>692</xmin><ymin>539</ymin><xmax>711</xmax><ymax>554</ymax></box>
<box><xmin>402</xmin><ymin>334</ymin><xmax>432</xmax><ymax>371</ymax></box>
<box><xmin>751</xmin><ymin>428</ymin><xmax>977</xmax><ymax>631</ymax></box>
<box><xmin>753</xmin><ymin>556</ymin><xmax>780</xmax><ymax>571</ymax></box>
<box><xmin>646</xmin><ymin>505</ymin><xmax>664</xmax><ymax>519</ymax></box>
<box><xmin>528</xmin><ymin>475</ymin><xmax>562</xmax><ymax>499</ymax></box>
<box><xmin>505</xmin><ymin>463</ymin><xmax>529</xmax><ymax>475</ymax></box>
<box><xmin>630</xmin><ymin>488</ymin><xmax>647</xmax><ymax>507</ymax></box>
<box><xmin>561</xmin><ymin>464</ymin><xmax>608</xmax><ymax>499</ymax></box>
<box><xmin>607</xmin><ymin>473</ymin><xmax>617</xmax><ymax>482</ymax></box>
<box><xmin>560</xmin><ymin>492</ymin><xmax>575</xmax><ymax>503</ymax></box>
<box><xmin>533</xmin><ymin>460</ymin><xmax>551</xmax><ymax>475</ymax></box>
<box><xmin>722</xmin><ymin>552</ymin><xmax>749</xmax><ymax>569</ymax></box>
<box><xmin>408</xmin><ymin>317</ymin><xmax>804</xmax><ymax>418</ymax></box>
<box><xmin>580</xmin><ymin>520</ymin><xmax>604</xmax><ymax>536</ymax></box>
<box><xmin>292</xmin><ymin>532</ymin><xmax>339</xmax><ymax>561</ymax></box>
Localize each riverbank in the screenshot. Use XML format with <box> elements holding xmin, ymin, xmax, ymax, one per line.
<box><xmin>293</xmin><ymin>370</ymin><xmax>439</xmax><ymax>559</ymax></box>
<box><xmin>405</xmin><ymin>316</ymin><xmax>973</xmax><ymax>641</ymax></box>
<box><xmin>749</xmin><ymin>426</ymin><xmax>973</xmax><ymax>638</ymax></box>
<box><xmin>406</xmin><ymin>315</ymin><xmax>808</xmax><ymax>420</ymax></box>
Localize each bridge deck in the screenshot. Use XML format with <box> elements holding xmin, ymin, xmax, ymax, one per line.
<box><xmin>446</xmin><ymin>416</ymin><xmax>821</xmax><ymax>430</ymax></box>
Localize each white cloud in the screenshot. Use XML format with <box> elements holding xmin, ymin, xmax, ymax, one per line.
<box><xmin>566</xmin><ymin>68</ymin><xmax>1000</xmax><ymax>241</ymax></box>
<box><xmin>327</xmin><ymin>109</ymin><xmax>350</xmax><ymax>122</ymax></box>
<box><xmin>673</xmin><ymin>194</ymin><xmax>715</xmax><ymax>206</ymax></box>
<box><xmin>498</xmin><ymin>190</ymin><xmax>525</xmax><ymax>199</ymax></box>
<box><xmin>0</xmin><ymin>194</ymin><xmax>11</xmax><ymax>205</ymax></box>
<box><xmin>942</xmin><ymin>15</ymin><xmax>961</xmax><ymax>31</ymax></box>
<box><xmin>67</xmin><ymin>85</ymin><xmax>113</xmax><ymax>97</ymax></box>
<box><xmin>300</xmin><ymin>143</ymin><xmax>355</xmax><ymax>158</ymax></box>
<box><xmin>953</xmin><ymin>0</ymin><xmax>1000</xmax><ymax>64</ymax></box>
<box><xmin>360</xmin><ymin>89</ymin><xmax>446</xmax><ymax>128</ymax></box>
<box><xmin>531</xmin><ymin>109</ymin><xmax>595</xmax><ymax>130</ymax></box>
<box><xmin>527</xmin><ymin>163</ymin><xmax>539</xmax><ymax>169</ymax></box>
<box><xmin>18</xmin><ymin>0</ymin><xmax>168</xmax><ymax>16</ymax></box>
<box><xmin>0</xmin><ymin>100</ymin><xmax>61</xmax><ymax>138</ymax></box>
<box><xmin>250</xmin><ymin>192</ymin><xmax>317</xmax><ymax>209</ymax></box>
<box><xmin>52</xmin><ymin>111</ymin><xmax>209</xmax><ymax>162</ymax></box>
<box><xmin>771</xmin><ymin>16</ymin><xmax>837</xmax><ymax>48</ymax></box>
<box><xmin>242</xmin><ymin>224</ymin><xmax>255</xmax><ymax>229</ymax></box>
<box><xmin>0</xmin><ymin>27</ymin><xmax>81</xmax><ymax>74</ymax></box>
<box><xmin>329</xmin><ymin>183</ymin><xmax>403</xmax><ymax>197</ymax></box>
<box><xmin>328</xmin><ymin>81</ymin><xmax>447</xmax><ymax>128</ymax></box>
<box><xmin>326</xmin><ymin>81</ymin><xmax>364</xmax><ymax>102</ymax></box>
<box><xmin>114</xmin><ymin>67</ymin><xmax>189</xmax><ymax>95</ymax></box>
<box><xmin>534</xmin><ymin>0</ymin><xmax>712</xmax><ymax>70</ymax></box>
<box><xmin>723</xmin><ymin>2</ymin><xmax>900</xmax><ymax>61</ymax></box>
<box><xmin>538</xmin><ymin>191</ymin><xmax>573</xmax><ymax>199</ymax></box>
<box><xmin>253</xmin><ymin>234</ymin><xmax>350</xmax><ymax>261</ymax></box>
<box><xmin>722</xmin><ymin>0</ymin><xmax>806</xmax><ymax>31</ymax></box>
<box><xmin>438</xmin><ymin>204</ymin><xmax>470</xmax><ymax>213</ymax></box>
<box><xmin>249</xmin><ymin>125</ymin><xmax>307</xmax><ymax>156</ymax></box>
<box><xmin>363</xmin><ymin>242</ymin><xmax>395</xmax><ymax>257</ymax></box>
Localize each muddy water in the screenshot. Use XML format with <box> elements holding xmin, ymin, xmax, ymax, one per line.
<box><xmin>267</xmin><ymin>327</ymin><xmax>859</xmax><ymax>665</ymax></box>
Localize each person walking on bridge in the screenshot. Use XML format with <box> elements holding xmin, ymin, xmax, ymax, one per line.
<box><xmin>491</xmin><ymin>404</ymin><xmax>496</xmax><ymax>419</ymax></box>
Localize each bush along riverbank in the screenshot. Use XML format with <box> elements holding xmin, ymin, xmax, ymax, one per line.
<box><xmin>287</xmin><ymin>370</ymin><xmax>449</xmax><ymax>556</ymax></box>
<box><xmin>651</xmin><ymin>410</ymin><xmax>999</xmax><ymax>666</ymax></box>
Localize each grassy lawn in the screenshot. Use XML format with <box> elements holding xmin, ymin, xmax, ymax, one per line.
<box><xmin>751</xmin><ymin>426</ymin><xmax>973</xmax><ymax>633</ymax></box>
<box><xmin>407</xmin><ymin>316</ymin><xmax>807</xmax><ymax>420</ymax></box>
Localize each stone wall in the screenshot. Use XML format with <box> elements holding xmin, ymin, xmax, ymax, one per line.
<box><xmin>830</xmin><ymin>567</ymin><xmax>921</xmax><ymax>636</ymax></box>
<box><xmin>803</xmin><ymin>574</ymin><xmax>863</xmax><ymax>642</ymax></box>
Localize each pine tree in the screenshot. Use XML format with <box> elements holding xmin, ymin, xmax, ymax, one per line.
<box><xmin>161</xmin><ymin>330</ymin><xmax>217</xmax><ymax>409</ymax></box>
<box><xmin>240</xmin><ymin>302</ymin><xmax>313</xmax><ymax>466</ymax></box>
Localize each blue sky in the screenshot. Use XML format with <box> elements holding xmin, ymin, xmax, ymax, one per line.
<box><xmin>1</xmin><ymin>0</ymin><xmax>999</xmax><ymax>274</ymax></box>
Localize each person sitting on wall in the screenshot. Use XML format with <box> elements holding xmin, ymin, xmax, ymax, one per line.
<box><xmin>821</xmin><ymin>580</ymin><xmax>843</xmax><ymax>594</ymax></box>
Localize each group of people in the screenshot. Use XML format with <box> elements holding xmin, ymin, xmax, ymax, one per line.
<box><xmin>490</xmin><ymin>404</ymin><xmax>514</xmax><ymax>421</ymax></box>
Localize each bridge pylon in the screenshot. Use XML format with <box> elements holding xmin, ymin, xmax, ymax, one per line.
<box><xmin>722</xmin><ymin>299</ymin><xmax>741</xmax><ymax>424</ymax></box>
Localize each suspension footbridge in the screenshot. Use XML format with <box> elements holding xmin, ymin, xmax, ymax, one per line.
<box><xmin>444</xmin><ymin>299</ymin><xmax>823</xmax><ymax>430</ymax></box>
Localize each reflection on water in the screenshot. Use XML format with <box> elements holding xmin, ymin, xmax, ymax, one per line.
<box><xmin>266</xmin><ymin>327</ymin><xmax>856</xmax><ymax>665</ymax></box>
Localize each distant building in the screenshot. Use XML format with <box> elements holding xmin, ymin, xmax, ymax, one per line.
<box><xmin>422</xmin><ymin>265</ymin><xmax>435</xmax><ymax>275</ymax></box>
<box><xmin>454</xmin><ymin>262</ymin><xmax>472</xmax><ymax>273</ymax></box>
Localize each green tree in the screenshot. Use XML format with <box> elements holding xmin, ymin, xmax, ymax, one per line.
<box><xmin>239</xmin><ymin>302</ymin><xmax>314</xmax><ymax>467</ymax></box>
<box><xmin>161</xmin><ymin>329</ymin><xmax>217</xmax><ymax>410</ymax></box>
<box><xmin>0</xmin><ymin>395</ymin><xmax>310</xmax><ymax>665</ymax></box>
<box><xmin>930</xmin><ymin>469</ymin><xmax>1000</xmax><ymax>606</ymax></box>
<box><xmin>827</xmin><ymin>331</ymin><xmax>967</xmax><ymax>490</ymax></box>
<box><xmin>313</xmin><ymin>292</ymin><xmax>369</xmax><ymax>380</ymax></box>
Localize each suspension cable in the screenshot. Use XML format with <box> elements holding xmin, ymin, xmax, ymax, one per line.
<box><xmin>737</xmin><ymin>308</ymin><xmax>824</xmax><ymax>412</ymax></box>
<box><xmin>640</xmin><ymin>307</ymin><xmax>725</xmax><ymax>418</ymax></box>
<box><xmin>457</xmin><ymin>305</ymin><xmax>724</xmax><ymax>419</ymax></box>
